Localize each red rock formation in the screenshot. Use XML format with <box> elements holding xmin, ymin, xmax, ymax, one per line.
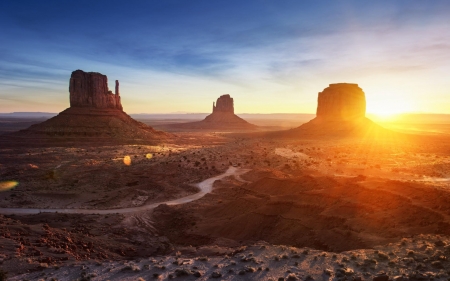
<box><xmin>213</xmin><ymin>94</ymin><xmax>234</xmax><ymax>114</ymax></box>
<box><xmin>283</xmin><ymin>83</ymin><xmax>390</xmax><ymax>137</ymax></box>
<box><xmin>316</xmin><ymin>83</ymin><xmax>366</xmax><ymax>121</ymax></box>
<box><xmin>170</xmin><ymin>94</ymin><xmax>257</xmax><ymax>130</ymax></box>
<box><xmin>18</xmin><ymin>70</ymin><xmax>169</xmax><ymax>140</ymax></box>
<box><xmin>69</xmin><ymin>70</ymin><xmax>122</xmax><ymax>110</ymax></box>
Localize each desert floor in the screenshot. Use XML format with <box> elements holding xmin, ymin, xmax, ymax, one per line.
<box><xmin>1</xmin><ymin>118</ymin><xmax>450</xmax><ymax>279</ymax></box>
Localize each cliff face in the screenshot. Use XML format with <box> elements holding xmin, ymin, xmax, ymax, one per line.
<box><xmin>69</xmin><ymin>70</ymin><xmax>122</xmax><ymax>110</ymax></box>
<box><xmin>316</xmin><ymin>83</ymin><xmax>366</xmax><ymax>121</ymax></box>
<box><xmin>213</xmin><ymin>94</ymin><xmax>234</xmax><ymax>114</ymax></box>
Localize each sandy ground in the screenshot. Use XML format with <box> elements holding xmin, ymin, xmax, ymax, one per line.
<box><xmin>0</xmin><ymin>166</ymin><xmax>249</xmax><ymax>215</ymax></box>
<box><xmin>1</xmin><ymin>121</ymin><xmax>450</xmax><ymax>279</ymax></box>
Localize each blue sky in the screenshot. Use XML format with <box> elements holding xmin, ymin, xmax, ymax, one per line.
<box><xmin>1</xmin><ymin>1</ymin><xmax>450</xmax><ymax>114</ymax></box>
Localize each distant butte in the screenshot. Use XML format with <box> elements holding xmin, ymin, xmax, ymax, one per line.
<box><xmin>285</xmin><ymin>83</ymin><xmax>389</xmax><ymax>137</ymax></box>
<box><xmin>171</xmin><ymin>94</ymin><xmax>257</xmax><ymax>130</ymax></box>
<box><xmin>17</xmin><ymin>70</ymin><xmax>169</xmax><ymax>140</ymax></box>
<box><xmin>316</xmin><ymin>83</ymin><xmax>366</xmax><ymax>121</ymax></box>
<box><xmin>212</xmin><ymin>94</ymin><xmax>234</xmax><ymax>114</ymax></box>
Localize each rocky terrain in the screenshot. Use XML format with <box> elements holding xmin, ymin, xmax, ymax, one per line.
<box><xmin>5</xmin><ymin>235</ymin><xmax>450</xmax><ymax>281</ymax></box>
<box><xmin>1</xmin><ymin>129</ymin><xmax>450</xmax><ymax>279</ymax></box>
<box><xmin>168</xmin><ymin>95</ymin><xmax>258</xmax><ymax>131</ymax></box>
<box><xmin>12</xmin><ymin>70</ymin><xmax>169</xmax><ymax>141</ymax></box>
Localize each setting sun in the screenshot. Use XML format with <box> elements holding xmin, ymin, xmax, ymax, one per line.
<box><xmin>367</xmin><ymin>97</ymin><xmax>414</xmax><ymax>120</ymax></box>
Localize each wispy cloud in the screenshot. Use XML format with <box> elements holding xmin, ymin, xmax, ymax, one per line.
<box><xmin>0</xmin><ymin>1</ymin><xmax>450</xmax><ymax>113</ymax></box>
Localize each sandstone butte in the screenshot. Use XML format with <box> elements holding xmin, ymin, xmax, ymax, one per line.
<box><xmin>19</xmin><ymin>70</ymin><xmax>169</xmax><ymax>140</ymax></box>
<box><xmin>173</xmin><ymin>94</ymin><xmax>258</xmax><ymax>130</ymax></box>
<box><xmin>290</xmin><ymin>83</ymin><xmax>389</xmax><ymax>137</ymax></box>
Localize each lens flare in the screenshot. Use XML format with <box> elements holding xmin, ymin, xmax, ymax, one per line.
<box><xmin>0</xmin><ymin>181</ymin><xmax>19</xmax><ymax>191</ymax></box>
<box><xmin>123</xmin><ymin>155</ymin><xmax>131</xmax><ymax>166</ymax></box>
<box><xmin>146</xmin><ymin>153</ymin><xmax>153</xmax><ymax>159</ymax></box>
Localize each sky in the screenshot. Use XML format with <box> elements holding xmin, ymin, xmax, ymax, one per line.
<box><xmin>1</xmin><ymin>1</ymin><xmax>449</xmax><ymax>115</ymax></box>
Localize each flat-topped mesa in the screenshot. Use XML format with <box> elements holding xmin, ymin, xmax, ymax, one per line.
<box><xmin>69</xmin><ymin>70</ymin><xmax>123</xmax><ymax>110</ymax></box>
<box><xmin>316</xmin><ymin>83</ymin><xmax>366</xmax><ymax>121</ymax></box>
<box><xmin>212</xmin><ymin>94</ymin><xmax>234</xmax><ymax>114</ymax></box>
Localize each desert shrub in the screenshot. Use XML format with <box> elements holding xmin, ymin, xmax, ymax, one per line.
<box><xmin>407</xmin><ymin>250</ymin><xmax>415</xmax><ymax>256</ymax></box>
<box><xmin>175</xmin><ymin>268</ymin><xmax>191</xmax><ymax>276</ymax></box>
<box><xmin>435</xmin><ymin>240</ymin><xmax>447</xmax><ymax>247</ymax></box>
<box><xmin>377</xmin><ymin>252</ymin><xmax>389</xmax><ymax>260</ymax></box>
<box><xmin>287</xmin><ymin>273</ymin><xmax>299</xmax><ymax>280</ymax></box>
<box><xmin>0</xmin><ymin>270</ymin><xmax>8</xmax><ymax>281</ymax></box>
<box><xmin>245</xmin><ymin>266</ymin><xmax>256</xmax><ymax>273</ymax></box>
<box><xmin>122</xmin><ymin>264</ymin><xmax>140</xmax><ymax>271</ymax></box>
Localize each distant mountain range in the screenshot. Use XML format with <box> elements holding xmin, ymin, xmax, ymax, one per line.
<box><xmin>0</xmin><ymin>112</ymin><xmax>58</xmax><ymax>118</ymax></box>
<box><xmin>1</xmin><ymin>112</ymin><xmax>450</xmax><ymax>124</ymax></box>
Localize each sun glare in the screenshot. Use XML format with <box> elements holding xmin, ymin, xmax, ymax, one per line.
<box><xmin>368</xmin><ymin>99</ymin><xmax>413</xmax><ymax>121</ymax></box>
<box><xmin>123</xmin><ymin>155</ymin><xmax>131</xmax><ymax>166</ymax></box>
<box><xmin>0</xmin><ymin>181</ymin><xmax>19</xmax><ymax>191</ymax></box>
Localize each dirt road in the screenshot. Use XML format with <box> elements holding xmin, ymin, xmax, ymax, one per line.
<box><xmin>0</xmin><ymin>166</ymin><xmax>249</xmax><ymax>215</ymax></box>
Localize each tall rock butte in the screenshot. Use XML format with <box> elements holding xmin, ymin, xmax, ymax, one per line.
<box><xmin>316</xmin><ymin>83</ymin><xmax>366</xmax><ymax>121</ymax></box>
<box><xmin>171</xmin><ymin>94</ymin><xmax>257</xmax><ymax>130</ymax></box>
<box><xmin>290</xmin><ymin>83</ymin><xmax>387</xmax><ymax>137</ymax></box>
<box><xmin>20</xmin><ymin>70</ymin><xmax>169</xmax><ymax>140</ymax></box>
<box><xmin>69</xmin><ymin>70</ymin><xmax>123</xmax><ymax>110</ymax></box>
<box><xmin>212</xmin><ymin>94</ymin><xmax>234</xmax><ymax>114</ymax></box>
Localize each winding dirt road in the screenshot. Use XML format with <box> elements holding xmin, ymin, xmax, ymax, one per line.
<box><xmin>0</xmin><ymin>166</ymin><xmax>250</xmax><ymax>215</ymax></box>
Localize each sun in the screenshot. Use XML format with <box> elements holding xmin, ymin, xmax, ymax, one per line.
<box><xmin>373</xmin><ymin>105</ymin><xmax>404</xmax><ymax>117</ymax></box>
<box><xmin>367</xmin><ymin>98</ymin><xmax>413</xmax><ymax>121</ymax></box>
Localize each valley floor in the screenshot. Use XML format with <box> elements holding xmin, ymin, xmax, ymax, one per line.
<box><xmin>1</xmin><ymin>129</ymin><xmax>450</xmax><ymax>279</ymax></box>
